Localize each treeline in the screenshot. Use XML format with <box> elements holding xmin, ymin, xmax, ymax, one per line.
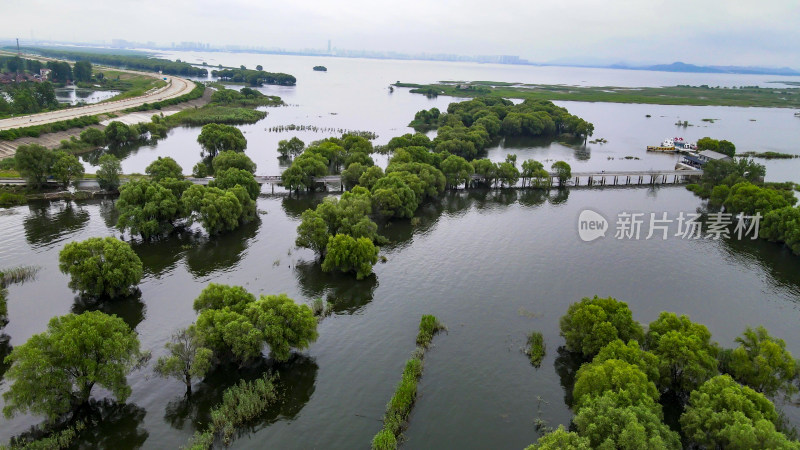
<box><xmin>687</xmin><ymin>158</ymin><xmax>800</xmax><ymax>255</ymax></box>
<box><xmin>211</xmin><ymin>68</ymin><xmax>296</xmax><ymax>86</ymax></box>
<box><xmin>0</xmin><ymin>55</ymin><xmax>43</xmax><ymax>75</ymax></box>
<box><xmin>409</xmin><ymin>97</ymin><xmax>594</xmax><ymax>160</ymax></box>
<box><xmin>527</xmin><ymin>296</ymin><xmax>799</xmax><ymax>449</ymax></box>
<box><xmin>18</xmin><ymin>47</ymin><xmax>208</xmax><ymax>77</ymax></box>
<box><xmin>284</xmin><ymin>132</ymin><xmax>572</xmax><ymax>279</ymax></box>
<box><xmin>1</xmin><ymin>55</ymin><xmax>92</xmax><ymax>84</ymax></box>
<box><xmin>0</xmin><ymin>81</ymin><xmax>58</xmax><ymax>115</ymax></box>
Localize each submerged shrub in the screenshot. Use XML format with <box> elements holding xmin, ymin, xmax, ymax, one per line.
<box><xmin>525</xmin><ymin>331</ymin><xmax>546</xmax><ymax>368</ymax></box>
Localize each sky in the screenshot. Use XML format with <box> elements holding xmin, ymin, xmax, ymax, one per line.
<box><xmin>3</xmin><ymin>0</ymin><xmax>800</xmax><ymax>68</ymax></box>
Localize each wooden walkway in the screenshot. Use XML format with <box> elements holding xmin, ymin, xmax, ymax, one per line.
<box><xmin>0</xmin><ymin>169</ymin><xmax>702</xmax><ymax>191</ymax></box>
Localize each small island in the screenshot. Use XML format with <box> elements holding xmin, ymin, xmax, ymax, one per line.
<box><xmin>313</xmin><ymin>65</ymin><xmax>327</xmax><ymax>72</ymax></box>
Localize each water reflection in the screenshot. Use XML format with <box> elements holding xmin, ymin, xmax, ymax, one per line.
<box><xmin>164</xmin><ymin>354</ymin><xmax>318</xmax><ymax>435</ymax></box>
<box><xmin>549</xmin><ymin>188</ymin><xmax>570</xmax><ymax>205</ymax></box>
<box><xmin>98</xmin><ymin>199</ymin><xmax>120</xmax><ymax>229</ymax></box>
<box><xmin>518</xmin><ymin>189</ymin><xmax>549</xmax><ymax>207</ymax></box>
<box><xmin>23</xmin><ymin>201</ymin><xmax>90</xmax><ymax>247</ymax></box>
<box><xmin>720</xmin><ymin>233</ymin><xmax>800</xmax><ymax>296</ymax></box>
<box><xmin>0</xmin><ymin>334</ymin><xmax>11</xmax><ymax>381</ymax></box>
<box><xmin>554</xmin><ymin>346</ymin><xmax>585</xmax><ymax>409</ymax></box>
<box><xmin>81</xmin><ymin>141</ymin><xmax>156</xmax><ymax>167</ymax></box>
<box><xmin>130</xmin><ymin>234</ymin><xmax>186</xmax><ymax>278</ymax></box>
<box><xmin>8</xmin><ymin>400</ymin><xmax>148</xmax><ymax>450</ymax></box>
<box><xmin>71</xmin><ymin>291</ymin><xmax>145</xmax><ymax>331</ymax></box>
<box><xmin>294</xmin><ymin>261</ymin><xmax>378</xmax><ymax>313</ymax></box>
<box><xmin>280</xmin><ymin>194</ymin><xmax>327</xmax><ymax>220</ymax></box>
<box><xmin>185</xmin><ymin>219</ymin><xmax>260</xmax><ymax>277</ymax></box>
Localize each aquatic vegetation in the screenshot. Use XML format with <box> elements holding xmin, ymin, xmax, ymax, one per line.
<box><xmin>525</xmin><ymin>331</ymin><xmax>546</xmax><ymax>368</ymax></box>
<box><xmin>181</xmin><ymin>373</ymin><xmax>277</xmax><ymax>449</ymax></box>
<box><xmin>416</xmin><ymin>314</ymin><xmax>446</xmax><ymax>348</ymax></box>
<box><xmin>371</xmin><ymin>315</ymin><xmax>446</xmax><ymax>449</ymax></box>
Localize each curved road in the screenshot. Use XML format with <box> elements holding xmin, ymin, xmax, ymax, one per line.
<box><xmin>0</xmin><ymin>53</ymin><xmax>195</xmax><ymax>131</ymax></box>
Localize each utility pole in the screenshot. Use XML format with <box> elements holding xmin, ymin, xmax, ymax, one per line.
<box><xmin>15</xmin><ymin>38</ymin><xmax>20</xmax><ymax>84</ymax></box>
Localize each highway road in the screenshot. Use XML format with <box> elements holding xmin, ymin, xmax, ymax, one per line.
<box><xmin>0</xmin><ymin>51</ymin><xmax>196</xmax><ymax>131</ymax></box>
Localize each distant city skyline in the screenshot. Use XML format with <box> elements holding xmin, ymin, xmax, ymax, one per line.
<box><xmin>3</xmin><ymin>0</ymin><xmax>800</xmax><ymax>68</ymax></box>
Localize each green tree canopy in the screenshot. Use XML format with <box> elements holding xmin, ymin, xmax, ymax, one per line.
<box><xmin>573</xmin><ymin>392</ymin><xmax>681</xmax><ymax>450</ymax></box>
<box><xmin>96</xmin><ymin>154</ymin><xmax>122</xmax><ymax>191</ymax></box>
<box><xmin>342</xmin><ymin>162</ymin><xmax>367</xmax><ymax>190</ymax></box>
<box><xmin>696</xmin><ymin>136</ymin><xmax>720</xmax><ymax>152</ymax></box>
<box><xmin>723</xmin><ymin>182</ymin><xmax>793</xmax><ymax>216</ymax></box>
<box><xmin>247</xmin><ymin>294</ymin><xmax>319</xmax><ymax>362</ymax></box>
<box><xmin>277</xmin><ymin>137</ymin><xmax>305</xmax><ymax>159</ymax></box>
<box><xmin>193</xmin><ymin>283</ymin><xmax>256</xmax><ymax>314</ymax></box>
<box><xmin>145</xmin><ymin>156</ymin><xmax>184</xmax><ymax>182</ymax></box>
<box><xmin>73</xmin><ymin>60</ymin><xmax>92</xmax><ymax>82</ymax></box>
<box><xmin>760</xmin><ymin>206</ymin><xmax>800</xmax><ymax>255</ymax></box>
<box><xmin>3</xmin><ymin>311</ymin><xmax>143</xmax><ymax>420</ymax></box>
<box><xmin>296</xmin><ymin>209</ymin><xmax>330</xmax><ymax>259</ymax></box>
<box><xmin>154</xmin><ymin>326</ymin><xmax>212</xmax><ymax>395</ymax></box>
<box><xmin>58</xmin><ymin>237</ymin><xmax>143</xmax><ymax>298</ymax></box>
<box><xmin>726</xmin><ymin>325</ymin><xmax>798</xmax><ymax>399</ymax></box>
<box><xmin>440</xmin><ymin>155</ymin><xmax>473</xmax><ymax>188</ymax></box>
<box><xmin>281</xmin><ymin>152</ymin><xmax>328</xmax><ymax>192</ymax></box>
<box><xmin>525</xmin><ymin>426</ymin><xmax>591</xmax><ymax>450</ymax></box>
<box><xmin>116</xmin><ymin>180</ymin><xmax>181</xmax><ymax>239</ymax></box>
<box><xmin>321</xmin><ymin>234</ymin><xmax>379</xmax><ymax>280</ymax></box>
<box><xmin>593</xmin><ymin>339</ymin><xmax>661</xmax><ymax>384</ymax></box>
<box><xmin>182</xmin><ymin>185</ymin><xmax>245</xmax><ymax>235</ymax></box>
<box><xmin>197</xmin><ymin>123</ymin><xmax>247</xmax><ymax>158</ymax></box>
<box><xmin>559</xmin><ymin>296</ymin><xmax>644</xmax><ymax>358</ymax></box>
<box><xmin>104</xmin><ymin>121</ymin><xmax>133</xmax><ymax>146</ymax></box>
<box><xmin>358</xmin><ymin>166</ymin><xmax>385</xmax><ymax>191</ymax></box>
<box><xmin>212</xmin><ymin>151</ymin><xmax>256</xmax><ymax>174</ymax></box>
<box><xmin>371</xmin><ymin>175</ymin><xmax>418</xmax><ymax>219</ymax></box>
<box><xmin>15</xmin><ymin>144</ymin><xmax>55</xmax><ymax>189</ymax></box>
<box><xmin>209</xmin><ymin>168</ymin><xmax>261</xmax><ymax>200</ymax></box>
<box><xmin>680</xmin><ymin>375</ymin><xmax>797</xmax><ymax>449</ymax></box>
<box><xmin>496</xmin><ymin>161</ymin><xmax>520</xmax><ymax>187</ymax></box>
<box><xmin>552</xmin><ymin>161</ymin><xmax>571</xmax><ymax>187</ymax></box>
<box><xmin>193</xmin><ymin>286</ymin><xmax>318</xmax><ymax>364</ymax></box>
<box><xmin>80</xmin><ymin>127</ymin><xmax>106</xmax><ymax>147</ymax></box>
<box><xmin>718</xmin><ymin>139</ymin><xmax>736</xmax><ymax>157</ymax></box>
<box><xmin>386</xmin><ymin>162</ymin><xmax>446</xmax><ymax>198</ymax></box>
<box><xmin>646</xmin><ymin>312</ymin><xmax>719</xmax><ymax>395</ymax></box>
<box><xmin>51</xmin><ymin>151</ymin><xmax>85</xmax><ymax>188</ymax></box>
<box><xmin>573</xmin><ymin>358</ymin><xmax>660</xmax><ymax>411</ymax></box>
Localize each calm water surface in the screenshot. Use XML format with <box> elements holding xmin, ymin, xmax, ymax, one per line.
<box><xmin>55</xmin><ymin>87</ymin><xmax>120</xmax><ymax>105</ymax></box>
<box><xmin>1</xmin><ymin>54</ymin><xmax>800</xmax><ymax>449</ymax></box>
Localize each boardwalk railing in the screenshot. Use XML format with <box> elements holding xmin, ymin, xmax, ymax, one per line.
<box><xmin>0</xmin><ymin>169</ymin><xmax>702</xmax><ymax>190</ymax></box>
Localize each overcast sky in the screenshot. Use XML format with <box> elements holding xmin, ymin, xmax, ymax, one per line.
<box><xmin>4</xmin><ymin>0</ymin><xmax>800</xmax><ymax>67</ymax></box>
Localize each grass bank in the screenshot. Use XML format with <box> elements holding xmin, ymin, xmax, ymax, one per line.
<box><xmin>80</xmin><ymin>69</ymin><xmax>167</xmax><ymax>102</ymax></box>
<box><xmin>394</xmin><ymin>82</ymin><xmax>800</xmax><ymax>108</ymax></box>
